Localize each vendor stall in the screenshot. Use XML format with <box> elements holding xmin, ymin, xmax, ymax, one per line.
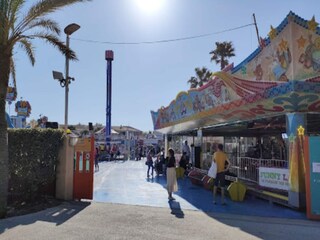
<box><xmin>151</xmin><ymin>11</ymin><xmax>320</xmax><ymax>209</ymax></box>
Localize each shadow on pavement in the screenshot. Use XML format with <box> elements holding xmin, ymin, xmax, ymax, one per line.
<box><xmin>168</xmin><ymin>200</ymin><xmax>184</xmax><ymax>219</ymax></box>
<box><xmin>0</xmin><ymin>201</ymin><xmax>91</xmax><ymax>234</ymax></box>
<box><xmin>91</xmin><ymin>160</ymin><xmax>320</xmax><ymax>240</ymax></box>
<box><xmin>153</xmin><ymin>174</ymin><xmax>306</xmax><ymax>219</ymax></box>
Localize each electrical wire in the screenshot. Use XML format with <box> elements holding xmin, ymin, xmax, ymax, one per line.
<box><xmin>71</xmin><ymin>23</ymin><xmax>255</xmax><ymax>45</ymax></box>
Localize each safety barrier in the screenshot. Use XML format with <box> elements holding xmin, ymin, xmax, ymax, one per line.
<box><xmin>229</xmin><ymin>157</ymin><xmax>288</xmax><ymax>183</ymax></box>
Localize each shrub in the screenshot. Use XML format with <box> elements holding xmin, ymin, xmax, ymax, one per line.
<box><xmin>8</xmin><ymin>129</ymin><xmax>65</xmax><ymax>203</ymax></box>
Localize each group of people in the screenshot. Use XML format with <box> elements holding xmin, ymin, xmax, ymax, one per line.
<box><xmin>144</xmin><ymin>147</ymin><xmax>178</xmax><ymax>200</ymax></box>
<box><xmin>145</xmin><ymin>141</ymin><xmax>230</xmax><ymax>204</ymax></box>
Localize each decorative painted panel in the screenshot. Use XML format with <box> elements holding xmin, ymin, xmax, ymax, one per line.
<box><xmin>151</xmin><ymin>12</ymin><xmax>320</xmax><ymax>133</ymax></box>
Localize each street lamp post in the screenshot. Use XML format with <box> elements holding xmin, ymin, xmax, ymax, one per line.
<box><xmin>64</xmin><ymin>23</ymin><xmax>80</xmax><ymax>131</ymax></box>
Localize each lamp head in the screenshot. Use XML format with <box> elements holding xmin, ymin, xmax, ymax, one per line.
<box><xmin>52</xmin><ymin>71</ymin><xmax>64</xmax><ymax>80</ymax></box>
<box><xmin>64</xmin><ymin>23</ymin><xmax>80</xmax><ymax>35</ymax></box>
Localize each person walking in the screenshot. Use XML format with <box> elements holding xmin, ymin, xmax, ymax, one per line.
<box><xmin>166</xmin><ymin>148</ymin><xmax>178</xmax><ymax>200</ymax></box>
<box><xmin>182</xmin><ymin>140</ymin><xmax>191</xmax><ymax>164</ymax></box>
<box><xmin>95</xmin><ymin>147</ymin><xmax>100</xmax><ymax>171</ymax></box>
<box><xmin>213</xmin><ymin>144</ymin><xmax>231</xmax><ymax>205</ymax></box>
<box><xmin>146</xmin><ymin>149</ymin><xmax>154</xmax><ymax>178</ymax></box>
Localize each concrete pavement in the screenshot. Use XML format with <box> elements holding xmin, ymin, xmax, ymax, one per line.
<box><xmin>93</xmin><ymin>160</ymin><xmax>305</xmax><ymax>219</ymax></box>
<box><xmin>1</xmin><ymin>160</ymin><xmax>320</xmax><ymax>239</ymax></box>
<box><xmin>1</xmin><ymin>201</ymin><xmax>320</xmax><ymax>240</ymax></box>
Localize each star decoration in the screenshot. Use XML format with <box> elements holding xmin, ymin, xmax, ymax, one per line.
<box><xmin>268</xmin><ymin>25</ymin><xmax>277</xmax><ymax>40</ymax></box>
<box><xmin>297</xmin><ymin>35</ymin><xmax>307</xmax><ymax>49</ymax></box>
<box><xmin>308</xmin><ymin>16</ymin><xmax>318</xmax><ymax>32</ymax></box>
<box><xmin>297</xmin><ymin>125</ymin><xmax>305</xmax><ymax>136</ymax></box>
<box><xmin>289</xmin><ymin>133</ymin><xmax>296</xmax><ymax>143</ymax></box>
<box><xmin>279</xmin><ymin>38</ymin><xmax>288</xmax><ymax>51</ymax></box>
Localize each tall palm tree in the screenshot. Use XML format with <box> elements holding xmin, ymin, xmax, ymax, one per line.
<box><xmin>187</xmin><ymin>67</ymin><xmax>212</xmax><ymax>89</ymax></box>
<box><xmin>209</xmin><ymin>41</ymin><xmax>235</xmax><ymax>70</ymax></box>
<box><xmin>187</xmin><ymin>76</ymin><xmax>198</xmax><ymax>89</ymax></box>
<box><xmin>0</xmin><ymin>0</ymin><xmax>91</xmax><ymax>218</ymax></box>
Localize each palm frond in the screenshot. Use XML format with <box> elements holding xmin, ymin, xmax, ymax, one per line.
<box><xmin>27</xmin><ymin>0</ymin><xmax>90</xmax><ymax>19</ymax></box>
<box><xmin>15</xmin><ymin>0</ymin><xmax>90</xmax><ymax>37</ymax></box>
<box><xmin>30</xmin><ymin>32</ymin><xmax>77</xmax><ymax>60</ymax></box>
<box><xmin>10</xmin><ymin>56</ymin><xmax>17</xmax><ymax>92</ymax></box>
<box><xmin>18</xmin><ymin>38</ymin><xmax>35</xmax><ymax>65</ymax></box>
<box><xmin>25</xmin><ymin>18</ymin><xmax>60</xmax><ymax>35</ymax></box>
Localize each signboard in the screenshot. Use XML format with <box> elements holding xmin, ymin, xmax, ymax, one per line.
<box><xmin>259</xmin><ymin>167</ymin><xmax>289</xmax><ymax>190</ymax></box>
<box><xmin>15</xmin><ymin>100</ymin><xmax>32</xmax><ymax>117</ymax></box>
<box><xmin>6</xmin><ymin>87</ymin><xmax>17</xmax><ymax>102</ymax></box>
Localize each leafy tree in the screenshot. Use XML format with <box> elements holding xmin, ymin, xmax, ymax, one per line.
<box><xmin>0</xmin><ymin>0</ymin><xmax>91</xmax><ymax>218</ymax></box>
<box><xmin>187</xmin><ymin>67</ymin><xmax>212</xmax><ymax>89</ymax></box>
<box><xmin>209</xmin><ymin>41</ymin><xmax>235</xmax><ymax>70</ymax></box>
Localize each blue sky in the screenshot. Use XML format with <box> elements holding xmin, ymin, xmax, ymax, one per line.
<box><xmin>8</xmin><ymin>0</ymin><xmax>320</xmax><ymax>131</ymax></box>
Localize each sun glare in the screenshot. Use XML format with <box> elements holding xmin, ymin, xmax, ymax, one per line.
<box><xmin>135</xmin><ymin>0</ymin><xmax>165</xmax><ymax>14</ymax></box>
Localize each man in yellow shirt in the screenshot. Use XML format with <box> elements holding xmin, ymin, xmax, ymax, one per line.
<box><xmin>213</xmin><ymin>144</ymin><xmax>231</xmax><ymax>205</ymax></box>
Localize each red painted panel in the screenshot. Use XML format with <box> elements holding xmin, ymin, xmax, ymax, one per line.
<box><xmin>73</xmin><ymin>136</ymin><xmax>94</xmax><ymax>200</ymax></box>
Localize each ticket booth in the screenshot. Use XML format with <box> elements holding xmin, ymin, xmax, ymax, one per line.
<box><xmin>304</xmin><ymin>136</ymin><xmax>320</xmax><ymax>220</ymax></box>
<box><xmin>73</xmin><ymin>136</ymin><xmax>94</xmax><ymax>200</ymax></box>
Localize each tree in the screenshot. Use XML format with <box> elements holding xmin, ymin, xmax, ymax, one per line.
<box><xmin>0</xmin><ymin>0</ymin><xmax>91</xmax><ymax>218</ymax></box>
<box><xmin>187</xmin><ymin>76</ymin><xmax>198</xmax><ymax>89</ymax></box>
<box><xmin>209</xmin><ymin>41</ymin><xmax>235</xmax><ymax>70</ymax></box>
<box><xmin>187</xmin><ymin>67</ymin><xmax>212</xmax><ymax>89</ymax></box>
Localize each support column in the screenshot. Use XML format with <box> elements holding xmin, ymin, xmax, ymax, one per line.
<box><xmin>286</xmin><ymin>113</ymin><xmax>306</xmax><ymax>208</ymax></box>
<box><xmin>164</xmin><ymin>134</ymin><xmax>168</xmax><ymax>158</ymax></box>
<box><xmin>56</xmin><ymin>137</ymin><xmax>74</xmax><ymax>200</ymax></box>
<box><xmin>195</xmin><ymin>129</ymin><xmax>203</xmax><ymax>169</ymax></box>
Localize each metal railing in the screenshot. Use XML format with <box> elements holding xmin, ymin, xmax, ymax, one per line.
<box><xmin>229</xmin><ymin>157</ymin><xmax>288</xmax><ymax>183</ymax></box>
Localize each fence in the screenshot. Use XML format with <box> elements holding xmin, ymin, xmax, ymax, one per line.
<box><xmin>229</xmin><ymin>157</ymin><xmax>288</xmax><ymax>183</ymax></box>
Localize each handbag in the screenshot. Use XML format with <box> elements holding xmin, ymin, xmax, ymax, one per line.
<box><xmin>208</xmin><ymin>161</ymin><xmax>217</xmax><ymax>178</ymax></box>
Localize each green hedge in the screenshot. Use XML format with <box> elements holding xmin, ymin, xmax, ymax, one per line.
<box><xmin>8</xmin><ymin>129</ymin><xmax>65</xmax><ymax>203</ymax></box>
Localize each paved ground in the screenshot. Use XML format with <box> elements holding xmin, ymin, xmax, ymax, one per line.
<box><xmin>1</xmin><ymin>160</ymin><xmax>320</xmax><ymax>240</ymax></box>
<box><xmin>93</xmin><ymin>160</ymin><xmax>305</xmax><ymax>219</ymax></box>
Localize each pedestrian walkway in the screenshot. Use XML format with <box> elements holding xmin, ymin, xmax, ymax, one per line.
<box><xmin>93</xmin><ymin>160</ymin><xmax>306</xmax><ymax>219</ymax></box>
<box><xmin>1</xmin><ymin>160</ymin><xmax>319</xmax><ymax>240</ymax></box>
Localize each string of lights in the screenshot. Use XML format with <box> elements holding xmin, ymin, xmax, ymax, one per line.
<box><xmin>71</xmin><ymin>23</ymin><xmax>255</xmax><ymax>45</ymax></box>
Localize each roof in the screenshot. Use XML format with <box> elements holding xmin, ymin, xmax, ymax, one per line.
<box><xmin>112</xmin><ymin>126</ymin><xmax>143</xmax><ymax>134</ymax></box>
<box><xmin>151</xmin><ymin>12</ymin><xmax>320</xmax><ymax>135</ymax></box>
<box><xmin>95</xmin><ymin>127</ymin><xmax>118</xmax><ymax>135</ymax></box>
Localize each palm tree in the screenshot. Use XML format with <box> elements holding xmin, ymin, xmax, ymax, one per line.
<box><xmin>0</xmin><ymin>0</ymin><xmax>90</xmax><ymax>218</ymax></box>
<box><xmin>209</xmin><ymin>41</ymin><xmax>235</xmax><ymax>70</ymax></box>
<box><xmin>187</xmin><ymin>67</ymin><xmax>212</xmax><ymax>89</ymax></box>
<box><xmin>187</xmin><ymin>76</ymin><xmax>198</xmax><ymax>89</ymax></box>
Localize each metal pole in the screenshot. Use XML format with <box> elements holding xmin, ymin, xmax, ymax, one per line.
<box><xmin>64</xmin><ymin>34</ymin><xmax>70</xmax><ymax>131</ymax></box>
<box><xmin>253</xmin><ymin>13</ymin><xmax>260</xmax><ymax>45</ymax></box>
<box><xmin>105</xmin><ymin>50</ymin><xmax>114</xmax><ymax>148</ymax></box>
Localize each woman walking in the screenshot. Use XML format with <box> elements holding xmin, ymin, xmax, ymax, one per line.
<box><xmin>166</xmin><ymin>148</ymin><xmax>178</xmax><ymax>200</ymax></box>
